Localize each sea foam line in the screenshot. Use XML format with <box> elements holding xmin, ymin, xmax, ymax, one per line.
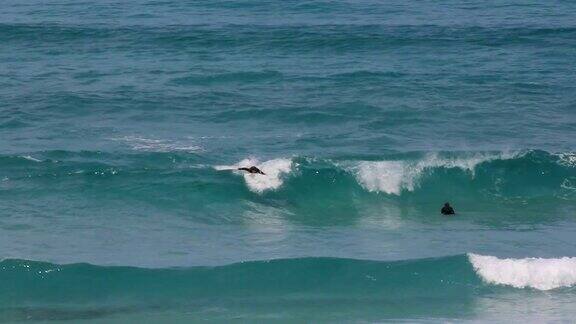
<box><xmin>21</xmin><ymin>155</ymin><xmax>42</xmax><ymax>162</ymax></box>
<box><xmin>110</xmin><ymin>136</ymin><xmax>202</xmax><ymax>153</ymax></box>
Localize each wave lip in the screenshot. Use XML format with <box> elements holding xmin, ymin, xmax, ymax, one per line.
<box><xmin>353</xmin><ymin>151</ymin><xmax>520</xmax><ymax>195</ymax></box>
<box><xmin>469</xmin><ymin>253</ymin><xmax>576</xmax><ymax>290</ymax></box>
<box><xmin>355</xmin><ymin>160</ymin><xmax>411</xmax><ymax>195</ymax></box>
<box><xmin>216</xmin><ymin>158</ymin><xmax>294</xmax><ymax>193</ymax></box>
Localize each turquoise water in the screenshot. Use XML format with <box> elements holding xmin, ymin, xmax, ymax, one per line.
<box><xmin>1</xmin><ymin>0</ymin><xmax>576</xmax><ymax>322</ymax></box>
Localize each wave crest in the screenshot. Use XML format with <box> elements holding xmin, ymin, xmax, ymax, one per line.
<box><xmin>353</xmin><ymin>152</ymin><xmax>518</xmax><ymax>195</ymax></box>
<box><xmin>469</xmin><ymin>253</ymin><xmax>576</xmax><ymax>290</ymax></box>
<box><xmin>216</xmin><ymin>158</ymin><xmax>294</xmax><ymax>193</ymax></box>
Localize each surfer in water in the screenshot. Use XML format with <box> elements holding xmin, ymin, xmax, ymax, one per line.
<box><xmin>441</xmin><ymin>202</ymin><xmax>455</xmax><ymax>215</ymax></box>
<box><xmin>238</xmin><ymin>166</ymin><xmax>266</xmax><ymax>175</ymax></box>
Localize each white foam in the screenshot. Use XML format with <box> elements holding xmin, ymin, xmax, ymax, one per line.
<box><xmin>353</xmin><ymin>152</ymin><xmax>518</xmax><ymax>195</ymax></box>
<box><xmin>355</xmin><ymin>161</ymin><xmax>414</xmax><ymax>195</ymax></box>
<box><xmin>216</xmin><ymin>158</ymin><xmax>293</xmax><ymax>193</ymax></box>
<box><xmin>556</xmin><ymin>152</ymin><xmax>576</xmax><ymax>168</ymax></box>
<box><xmin>21</xmin><ymin>155</ymin><xmax>42</xmax><ymax>162</ymax></box>
<box><xmin>561</xmin><ymin>178</ymin><xmax>576</xmax><ymax>191</ymax></box>
<box><xmin>469</xmin><ymin>253</ymin><xmax>576</xmax><ymax>290</ymax></box>
<box><xmin>111</xmin><ymin>136</ymin><xmax>202</xmax><ymax>153</ymax></box>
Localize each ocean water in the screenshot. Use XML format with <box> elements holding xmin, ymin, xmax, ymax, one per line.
<box><xmin>1</xmin><ymin>0</ymin><xmax>576</xmax><ymax>322</ymax></box>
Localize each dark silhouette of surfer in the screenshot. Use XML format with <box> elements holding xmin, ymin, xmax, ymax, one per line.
<box><xmin>441</xmin><ymin>202</ymin><xmax>455</xmax><ymax>215</ymax></box>
<box><xmin>238</xmin><ymin>166</ymin><xmax>265</xmax><ymax>175</ymax></box>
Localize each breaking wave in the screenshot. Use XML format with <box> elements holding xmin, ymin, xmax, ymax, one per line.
<box><xmin>352</xmin><ymin>151</ymin><xmax>519</xmax><ymax>195</ymax></box>
<box><xmin>215</xmin><ymin>158</ymin><xmax>294</xmax><ymax>193</ymax></box>
<box><xmin>2</xmin><ymin>253</ymin><xmax>574</xmax><ymax>310</ymax></box>
<box><xmin>3</xmin><ymin>253</ymin><xmax>576</xmax><ymax>321</ymax></box>
<box><xmin>470</xmin><ymin>253</ymin><xmax>576</xmax><ymax>290</ymax></box>
<box><xmin>1</xmin><ymin>150</ymin><xmax>574</xmax><ymax>201</ymax></box>
<box><xmin>210</xmin><ymin>150</ymin><xmax>574</xmax><ymax>199</ymax></box>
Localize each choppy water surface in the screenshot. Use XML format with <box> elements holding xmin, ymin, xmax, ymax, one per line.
<box><xmin>1</xmin><ymin>0</ymin><xmax>576</xmax><ymax>322</ymax></box>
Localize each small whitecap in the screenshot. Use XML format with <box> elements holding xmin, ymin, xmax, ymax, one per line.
<box><xmin>21</xmin><ymin>155</ymin><xmax>42</xmax><ymax>162</ymax></box>
<box><xmin>110</xmin><ymin>136</ymin><xmax>202</xmax><ymax>153</ymax></box>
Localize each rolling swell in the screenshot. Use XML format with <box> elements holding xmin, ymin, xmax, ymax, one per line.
<box><xmin>0</xmin><ymin>255</ymin><xmax>477</xmax><ymax>305</ymax></box>
<box><xmin>1</xmin><ymin>150</ymin><xmax>574</xmax><ymax>227</ymax></box>
<box><xmin>1</xmin><ymin>254</ymin><xmax>575</xmax><ymax>321</ymax></box>
<box><xmin>219</xmin><ymin>151</ymin><xmax>576</xmax><ymax>201</ymax></box>
<box><xmin>3</xmin><ymin>0</ymin><xmax>576</xmax><ymax>321</ymax></box>
<box><xmin>0</xmin><ymin>255</ymin><xmax>478</xmax><ymax>322</ymax></box>
<box><xmin>3</xmin><ymin>23</ymin><xmax>575</xmax><ymax>51</ymax></box>
<box><xmin>1</xmin><ymin>150</ymin><xmax>575</xmax><ymax>200</ymax></box>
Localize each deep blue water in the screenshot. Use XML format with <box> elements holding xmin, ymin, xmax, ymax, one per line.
<box><xmin>1</xmin><ymin>0</ymin><xmax>576</xmax><ymax>322</ymax></box>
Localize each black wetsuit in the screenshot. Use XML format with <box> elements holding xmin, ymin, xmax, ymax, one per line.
<box><xmin>441</xmin><ymin>205</ymin><xmax>455</xmax><ymax>215</ymax></box>
<box><xmin>238</xmin><ymin>166</ymin><xmax>265</xmax><ymax>175</ymax></box>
